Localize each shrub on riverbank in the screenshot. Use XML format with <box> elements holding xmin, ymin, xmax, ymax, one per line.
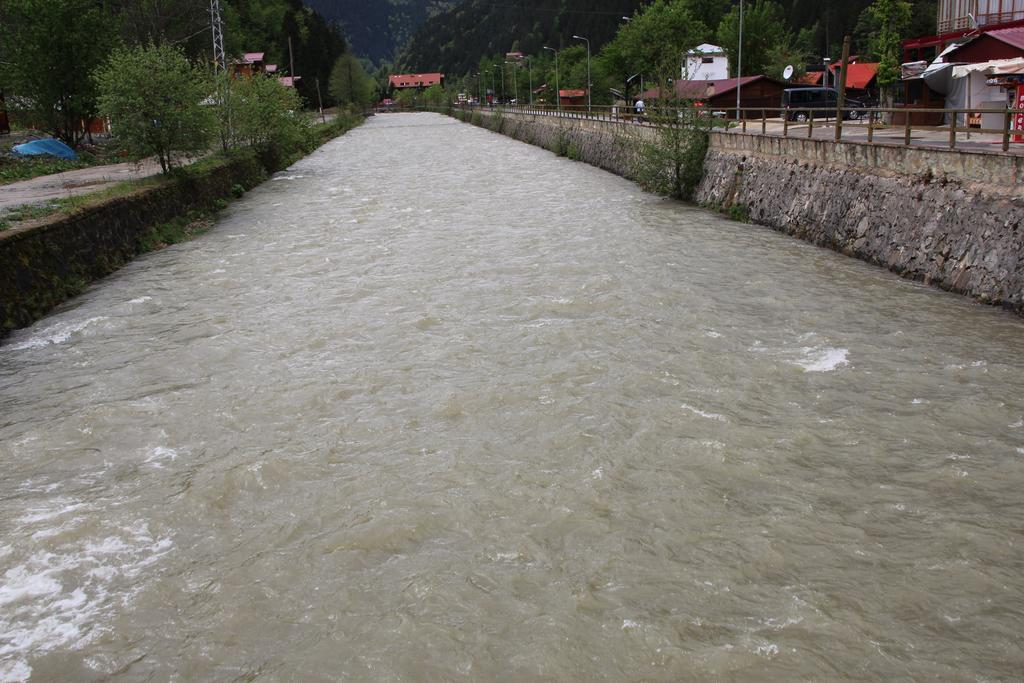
<box><xmin>633</xmin><ymin>107</ymin><xmax>711</xmax><ymax>201</ymax></box>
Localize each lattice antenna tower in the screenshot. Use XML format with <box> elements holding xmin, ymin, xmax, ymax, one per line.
<box><xmin>210</xmin><ymin>0</ymin><xmax>226</xmax><ymax>72</ymax></box>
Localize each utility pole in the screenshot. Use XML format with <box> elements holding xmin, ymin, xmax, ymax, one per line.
<box><xmin>736</xmin><ymin>0</ymin><xmax>743</xmax><ymax>122</ymax></box>
<box><xmin>834</xmin><ymin>35</ymin><xmax>851</xmax><ymax>141</ymax></box>
<box><xmin>543</xmin><ymin>46</ymin><xmax>560</xmax><ymax>112</ymax></box>
<box><xmin>288</xmin><ymin>35</ymin><xmax>296</xmax><ymax>85</ymax></box>
<box><xmin>573</xmin><ymin>35</ymin><xmax>591</xmax><ymax>114</ymax></box>
<box><xmin>526</xmin><ymin>57</ymin><xmax>533</xmax><ymax>106</ymax></box>
<box><xmin>210</xmin><ymin>0</ymin><xmax>226</xmax><ymax>72</ymax></box>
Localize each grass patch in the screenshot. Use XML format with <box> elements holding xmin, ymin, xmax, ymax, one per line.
<box><xmin>0</xmin><ymin>155</ymin><xmax>89</xmax><ymax>184</ymax></box>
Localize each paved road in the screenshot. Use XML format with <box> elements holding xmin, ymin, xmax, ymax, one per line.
<box><xmin>0</xmin><ymin>158</ymin><xmax>163</xmax><ymax>210</ymax></box>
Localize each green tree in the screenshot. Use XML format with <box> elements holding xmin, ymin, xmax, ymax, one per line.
<box><xmin>95</xmin><ymin>44</ymin><xmax>215</xmax><ymax>173</ymax></box>
<box><xmin>601</xmin><ymin>0</ymin><xmax>708</xmax><ymax>85</ymax></box>
<box><xmin>863</xmin><ymin>0</ymin><xmax>912</xmax><ymax>90</ymax></box>
<box><xmin>230</xmin><ymin>73</ymin><xmax>308</xmax><ymax>150</ymax></box>
<box><xmin>0</xmin><ymin>0</ymin><xmax>116</xmax><ymax>147</ymax></box>
<box><xmin>328</xmin><ymin>53</ymin><xmax>374</xmax><ymax>111</ymax></box>
<box><xmin>716</xmin><ymin>0</ymin><xmax>791</xmax><ymax>78</ymax></box>
<box><xmin>421</xmin><ymin>84</ymin><xmax>448</xmax><ymax>107</ymax></box>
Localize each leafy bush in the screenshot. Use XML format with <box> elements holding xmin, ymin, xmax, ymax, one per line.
<box><xmin>633</xmin><ymin>106</ymin><xmax>710</xmax><ymax>200</ymax></box>
<box><xmin>95</xmin><ymin>43</ymin><xmax>215</xmax><ymax>173</ymax></box>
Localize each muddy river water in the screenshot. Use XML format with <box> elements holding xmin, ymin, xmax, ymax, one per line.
<box><xmin>2</xmin><ymin>113</ymin><xmax>1023</xmax><ymax>680</ymax></box>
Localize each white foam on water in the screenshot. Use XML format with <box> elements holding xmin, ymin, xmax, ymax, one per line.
<box><xmin>0</xmin><ymin>519</ymin><xmax>172</xmax><ymax>678</ymax></box>
<box><xmin>126</xmin><ymin>297</ymin><xmax>152</xmax><ymax>305</ymax></box>
<box><xmin>1016</xmin><ymin>448</ymin><xmax>1024</xmax><ymax>455</ymax></box>
<box><xmin>795</xmin><ymin>347</ymin><xmax>849</xmax><ymax>373</ymax></box>
<box><xmin>7</xmin><ymin>317</ymin><xmax>109</xmax><ymax>351</ymax></box>
<box><xmin>144</xmin><ymin>446</ymin><xmax>178</xmax><ymax>469</ymax></box>
<box><xmin>621</xmin><ymin>619</ymin><xmax>641</xmax><ymax>630</ymax></box>
<box><xmin>0</xmin><ymin>659</ymin><xmax>32</xmax><ymax>682</ymax></box>
<box><xmin>681</xmin><ymin>403</ymin><xmax>726</xmax><ymax>422</ymax></box>
<box><xmin>17</xmin><ymin>500</ymin><xmax>86</xmax><ymax>525</ymax></box>
<box><xmin>272</xmin><ymin>174</ymin><xmax>305</xmax><ymax>181</ymax></box>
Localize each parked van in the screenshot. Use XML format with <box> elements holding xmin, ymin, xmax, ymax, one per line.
<box><xmin>782</xmin><ymin>87</ymin><xmax>868</xmax><ymax>121</ymax></box>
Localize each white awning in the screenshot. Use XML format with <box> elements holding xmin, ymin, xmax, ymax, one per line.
<box><xmin>952</xmin><ymin>58</ymin><xmax>1024</xmax><ymax>78</ymax></box>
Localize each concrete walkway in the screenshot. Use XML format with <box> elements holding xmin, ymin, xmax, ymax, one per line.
<box><xmin>0</xmin><ymin>158</ymin><xmax>163</xmax><ymax>210</ymax></box>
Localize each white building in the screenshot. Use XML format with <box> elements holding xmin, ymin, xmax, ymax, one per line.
<box><xmin>683</xmin><ymin>44</ymin><xmax>730</xmax><ymax>81</ymax></box>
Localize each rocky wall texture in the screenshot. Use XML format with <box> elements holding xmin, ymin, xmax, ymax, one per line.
<box><xmin>454</xmin><ymin>109</ymin><xmax>644</xmax><ymax>180</ymax></box>
<box><xmin>696</xmin><ymin>144</ymin><xmax>1024</xmax><ymax>314</ymax></box>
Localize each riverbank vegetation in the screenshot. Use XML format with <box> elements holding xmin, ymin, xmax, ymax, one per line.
<box><xmin>633</xmin><ymin>106</ymin><xmax>712</xmax><ymax>201</ymax></box>
<box><xmin>0</xmin><ymin>0</ymin><xmax>349</xmax><ymax>149</ymax></box>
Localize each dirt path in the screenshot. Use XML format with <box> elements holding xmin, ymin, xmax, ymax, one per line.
<box><xmin>0</xmin><ymin>158</ymin><xmax>164</xmax><ymax>210</ymax></box>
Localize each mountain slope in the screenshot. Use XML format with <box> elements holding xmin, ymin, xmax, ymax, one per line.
<box><xmin>302</xmin><ymin>0</ymin><xmax>458</xmax><ymax>63</ymax></box>
<box><xmin>398</xmin><ymin>0</ymin><xmax>646</xmax><ymax>75</ymax></box>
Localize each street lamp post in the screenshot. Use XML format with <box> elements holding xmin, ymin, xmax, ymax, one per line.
<box><xmin>526</xmin><ymin>56</ymin><xmax>533</xmax><ymax>106</ymax></box>
<box><xmin>736</xmin><ymin>0</ymin><xmax>744</xmax><ymax>122</ymax></box>
<box><xmin>543</xmin><ymin>46</ymin><xmax>560</xmax><ymax>112</ymax></box>
<box><xmin>506</xmin><ymin>61</ymin><xmax>519</xmax><ymax>105</ymax></box>
<box><xmin>475</xmin><ymin>73</ymin><xmax>481</xmax><ymax>106</ymax></box>
<box><xmin>572</xmin><ymin>34</ymin><xmax>591</xmax><ymax>114</ymax></box>
<box><xmin>496</xmin><ymin>64</ymin><xmax>505</xmax><ymax>105</ymax></box>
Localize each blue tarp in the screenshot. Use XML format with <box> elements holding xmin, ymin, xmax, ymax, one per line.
<box><xmin>11</xmin><ymin>138</ymin><xmax>78</xmax><ymax>160</ymax></box>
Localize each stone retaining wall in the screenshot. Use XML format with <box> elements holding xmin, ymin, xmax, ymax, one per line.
<box><xmin>696</xmin><ymin>135</ymin><xmax>1024</xmax><ymax>313</ymax></box>
<box><xmin>456</xmin><ymin>109</ymin><xmax>1024</xmax><ymax>315</ymax></box>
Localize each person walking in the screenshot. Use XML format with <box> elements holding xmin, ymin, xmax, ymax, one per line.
<box><xmin>634</xmin><ymin>98</ymin><xmax>645</xmax><ymax>123</ymax></box>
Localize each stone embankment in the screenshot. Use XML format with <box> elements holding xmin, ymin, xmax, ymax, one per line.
<box><xmin>455</xmin><ymin>108</ymin><xmax>1024</xmax><ymax>315</ymax></box>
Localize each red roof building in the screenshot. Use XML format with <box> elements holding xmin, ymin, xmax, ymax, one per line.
<box><xmin>388</xmin><ymin>73</ymin><xmax>445</xmax><ymax>89</ymax></box>
<box><xmin>642</xmin><ymin>76</ymin><xmax>789</xmax><ymax>117</ymax></box>
<box><xmin>558</xmin><ymin>89</ymin><xmax>588</xmax><ymax>106</ymax></box>
<box><xmin>942</xmin><ymin>26</ymin><xmax>1024</xmax><ymax>61</ymax></box>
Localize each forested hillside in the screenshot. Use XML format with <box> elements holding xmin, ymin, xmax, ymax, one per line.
<box><xmin>398</xmin><ymin>0</ymin><xmax>647</xmax><ymax>74</ymax></box>
<box><xmin>102</xmin><ymin>0</ymin><xmax>347</xmax><ymax>104</ymax></box>
<box><xmin>303</xmin><ymin>0</ymin><xmax>458</xmax><ymax>63</ymax></box>
<box><xmin>399</xmin><ymin>0</ymin><xmax>937</xmax><ymax>76</ymax></box>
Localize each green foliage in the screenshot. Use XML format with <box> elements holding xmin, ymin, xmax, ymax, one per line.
<box><xmin>728</xmin><ymin>203</ymin><xmax>750</xmax><ymax>222</ymax></box>
<box><xmin>95</xmin><ymin>44</ymin><xmax>216</xmax><ymax>173</ymax></box>
<box><xmin>231</xmin><ymin>184</ymin><xmax>246</xmax><ymax>198</ymax></box>
<box><xmin>601</xmin><ymin>0</ymin><xmax>708</xmax><ymax>84</ymax></box>
<box><xmin>329</xmin><ymin>53</ymin><xmax>375</xmax><ymax>111</ymax></box>
<box><xmin>634</xmin><ymin>108</ymin><xmax>711</xmax><ymax>201</ymax></box>
<box><xmin>0</xmin><ymin>0</ymin><xmax>116</xmax><ymax>147</ymax></box>
<box><xmin>866</xmin><ymin>0</ymin><xmax>913</xmax><ymax>87</ymax></box>
<box><xmin>421</xmin><ymin>84</ymin><xmax>449</xmax><ymax>108</ymax></box>
<box><xmin>230</xmin><ymin>73</ymin><xmax>309</xmax><ymax>150</ymax></box>
<box><xmin>717</xmin><ymin>0</ymin><xmax>792</xmax><ymax>78</ymax></box>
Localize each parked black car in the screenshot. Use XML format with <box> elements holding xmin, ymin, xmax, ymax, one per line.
<box><xmin>782</xmin><ymin>87</ymin><xmax>869</xmax><ymax>121</ymax></box>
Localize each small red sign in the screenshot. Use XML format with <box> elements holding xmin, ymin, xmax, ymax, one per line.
<box><xmin>1014</xmin><ymin>85</ymin><xmax>1024</xmax><ymax>143</ymax></box>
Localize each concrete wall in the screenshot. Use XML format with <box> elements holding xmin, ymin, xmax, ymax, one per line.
<box><xmin>458</xmin><ymin>109</ymin><xmax>1024</xmax><ymax>315</ymax></box>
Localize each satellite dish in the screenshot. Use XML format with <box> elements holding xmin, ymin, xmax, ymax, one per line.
<box><xmin>783</xmin><ymin>64</ymin><xmax>794</xmax><ymax>80</ymax></box>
